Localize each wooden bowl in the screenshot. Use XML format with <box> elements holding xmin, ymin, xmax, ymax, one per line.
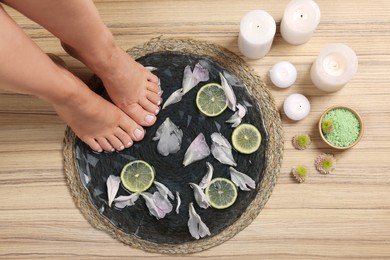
<box><xmin>318</xmin><ymin>106</ymin><xmax>364</xmax><ymax>150</ymax></box>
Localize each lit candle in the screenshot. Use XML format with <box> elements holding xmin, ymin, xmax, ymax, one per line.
<box><xmin>310</xmin><ymin>43</ymin><xmax>358</xmax><ymax>92</ymax></box>
<box><xmin>280</xmin><ymin>0</ymin><xmax>321</xmax><ymax>45</ymax></box>
<box><xmin>238</xmin><ymin>10</ymin><xmax>276</xmax><ymax>59</ymax></box>
<box><xmin>269</xmin><ymin>61</ymin><xmax>297</xmax><ymax>88</ymax></box>
<box><xmin>283</xmin><ymin>93</ymin><xmax>310</xmax><ymax>121</ymax></box>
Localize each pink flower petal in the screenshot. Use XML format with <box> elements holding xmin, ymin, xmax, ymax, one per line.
<box><xmin>182</xmin><ymin>63</ymin><xmax>209</xmax><ymax>95</ymax></box>
<box><xmin>114</xmin><ymin>193</ymin><xmax>140</xmax><ymax>209</ymax></box>
<box><xmin>183</xmin><ymin>133</ymin><xmax>210</xmax><ymax>166</ymax></box>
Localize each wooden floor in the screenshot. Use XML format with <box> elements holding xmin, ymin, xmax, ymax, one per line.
<box><xmin>1</xmin><ymin>0</ymin><xmax>390</xmax><ymax>259</ymax></box>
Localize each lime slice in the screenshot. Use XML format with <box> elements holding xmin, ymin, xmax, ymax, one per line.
<box><xmin>232</xmin><ymin>124</ymin><xmax>262</xmax><ymax>154</ymax></box>
<box><xmin>205</xmin><ymin>178</ymin><xmax>237</xmax><ymax>209</ymax></box>
<box><xmin>196</xmin><ymin>83</ymin><xmax>227</xmax><ymax>117</ymax></box>
<box><xmin>120</xmin><ymin>160</ymin><xmax>155</xmax><ymax>193</ymax></box>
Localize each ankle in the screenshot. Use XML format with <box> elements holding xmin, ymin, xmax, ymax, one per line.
<box><xmin>63</xmin><ymin>31</ymin><xmax>120</xmax><ymax>76</ymax></box>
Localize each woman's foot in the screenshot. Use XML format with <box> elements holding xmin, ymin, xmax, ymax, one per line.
<box><xmin>49</xmin><ymin>55</ymin><xmax>145</xmax><ymax>152</ymax></box>
<box><xmin>61</xmin><ymin>41</ymin><xmax>162</xmax><ymax>127</ymax></box>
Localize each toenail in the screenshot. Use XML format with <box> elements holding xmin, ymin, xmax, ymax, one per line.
<box><xmin>118</xmin><ymin>145</ymin><xmax>125</xmax><ymax>151</ymax></box>
<box><xmin>134</xmin><ymin>129</ymin><xmax>143</xmax><ymax>139</ymax></box>
<box><xmin>158</xmin><ymin>90</ymin><xmax>163</xmax><ymax>96</ymax></box>
<box><xmin>93</xmin><ymin>149</ymin><xmax>103</xmax><ymax>153</ymax></box>
<box><xmin>157</xmin><ymin>99</ymin><xmax>162</xmax><ymax>106</ymax></box>
<box><xmin>111</xmin><ymin>148</ymin><xmax>115</xmax><ymax>152</ymax></box>
<box><xmin>145</xmin><ymin>114</ymin><xmax>155</xmax><ymax>123</ymax></box>
<box><xmin>155</xmin><ymin>108</ymin><xmax>160</xmax><ymax>115</ymax></box>
<box><xmin>126</xmin><ymin>141</ymin><xmax>133</xmax><ymax>148</ymax></box>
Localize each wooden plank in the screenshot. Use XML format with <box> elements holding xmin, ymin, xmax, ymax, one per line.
<box><xmin>1</xmin><ymin>0</ymin><xmax>390</xmax><ymax>259</ymax></box>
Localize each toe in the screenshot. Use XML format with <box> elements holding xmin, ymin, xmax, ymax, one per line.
<box><xmin>114</xmin><ymin>128</ymin><xmax>133</xmax><ymax>148</ymax></box>
<box><xmin>118</xmin><ymin>115</ymin><xmax>145</xmax><ymax>142</ymax></box>
<box><xmin>147</xmin><ymin>81</ymin><xmax>160</xmax><ymax>93</ymax></box>
<box><xmin>131</xmin><ymin>127</ymin><xmax>145</xmax><ymax>141</ymax></box>
<box><xmin>96</xmin><ymin>137</ymin><xmax>114</xmax><ymax>152</ymax></box>
<box><xmin>83</xmin><ymin>137</ymin><xmax>103</xmax><ymax>153</ymax></box>
<box><xmin>123</xmin><ymin>103</ymin><xmax>157</xmax><ymax>126</ymax></box>
<box><xmin>146</xmin><ymin>72</ymin><xmax>159</xmax><ymax>85</ymax></box>
<box><xmin>146</xmin><ymin>90</ymin><xmax>162</xmax><ymax>106</ymax></box>
<box><xmin>106</xmin><ymin>135</ymin><xmax>125</xmax><ymax>151</ymax></box>
<box><xmin>140</xmin><ymin>97</ymin><xmax>160</xmax><ymax>116</ymax></box>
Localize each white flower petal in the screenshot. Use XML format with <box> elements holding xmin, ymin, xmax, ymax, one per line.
<box><xmin>153</xmin><ymin>118</ymin><xmax>183</xmax><ymax>156</ymax></box>
<box><xmin>162</xmin><ymin>88</ymin><xmax>184</xmax><ymax>110</ymax></box>
<box><xmin>146</xmin><ymin>66</ymin><xmax>158</xmax><ymax>72</ymax></box>
<box><xmin>211</xmin><ymin>133</ymin><xmax>237</xmax><ymax>166</ymax></box>
<box><xmin>229</xmin><ymin>167</ymin><xmax>256</xmax><ymax>191</ymax></box>
<box><xmin>226</xmin><ymin>104</ymin><xmax>247</xmax><ymax>128</ymax></box>
<box><xmin>154</xmin><ymin>181</ymin><xmax>174</xmax><ymax>200</ymax></box>
<box><xmin>114</xmin><ymin>193</ymin><xmax>140</xmax><ymax>209</ymax></box>
<box><xmin>175</xmin><ymin>191</ymin><xmax>181</xmax><ymax>214</ymax></box>
<box><xmin>188</xmin><ymin>203</ymin><xmax>211</xmax><ymax>240</ymax></box>
<box><xmin>189</xmin><ymin>183</ymin><xmax>210</xmax><ymax>209</ymax></box>
<box><xmin>211</xmin><ymin>132</ymin><xmax>232</xmax><ymax>148</ymax></box>
<box><xmin>220</xmin><ymin>72</ymin><xmax>237</xmax><ymax>111</ymax></box>
<box><xmin>106</xmin><ymin>175</ymin><xmax>120</xmax><ymax>207</ymax></box>
<box><xmin>183</xmin><ymin>133</ymin><xmax>210</xmax><ymax>166</ymax></box>
<box><xmin>199</xmin><ymin>162</ymin><xmax>213</xmax><ymax>189</ymax></box>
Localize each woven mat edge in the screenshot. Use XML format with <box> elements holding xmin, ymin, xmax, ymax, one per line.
<box><xmin>63</xmin><ymin>37</ymin><xmax>284</xmax><ymax>254</ymax></box>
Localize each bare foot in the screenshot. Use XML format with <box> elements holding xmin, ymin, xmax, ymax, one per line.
<box><xmin>61</xmin><ymin>41</ymin><xmax>162</xmax><ymax>127</ymax></box>
<box><xmin>49</xmin><ymin>55</ymin><xmax>145</xmax><ymax>152</ymax></box>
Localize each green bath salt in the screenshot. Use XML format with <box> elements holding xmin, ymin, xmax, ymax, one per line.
<box><xmin>322</xmin><ymin>108</ymin><xmax>361</xmax><ymax>147</ymax></box>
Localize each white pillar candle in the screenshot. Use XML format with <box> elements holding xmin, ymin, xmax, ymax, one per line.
<box><xmin>238</xmin><ymin>10</ymin><xmax>276</xmax><ymax>59</ymax></box>
<box><xmin>280</xmin><ymin>0</ymin><xmax>321</xmax><ymax>45</ymax></box>
<box><xmin>283</xmin><ymin>93</ymin><xmax>310</xmax><ymax>121</ymax></box>
<box><xmin>269</xmin><ymin>61</ymin><xmax>297</xmax><ymax>88</ymax></box>
<box><xmin>310</xmin><ymin>43</ymin><xmax>358</xmax><ymax>92</ymax></box>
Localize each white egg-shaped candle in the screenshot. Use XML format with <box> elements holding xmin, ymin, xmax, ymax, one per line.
<box><xmin>280</xmin><ymin>0</ymin><xmax>321</xmax><ymax>45</ymax></box>
<box><xmin>283</xmin><ymin>93</ymin><xmax>310</xmax><ymax>121</ymax></box>
<box><xmin>269</xmin><ymin>61</ymin><xmax>297</xmax><ymax>88</ymax></box>
<box><xmin>238</xmin><ymin>10</ymin><xmax>276</xmax><ymax>59</ymax></box>
<box><xmin>310</xmin><ymin>43</ymin><xmax>358</xmax><ymax>92</ymax></box>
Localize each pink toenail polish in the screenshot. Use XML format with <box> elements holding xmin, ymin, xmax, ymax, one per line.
<box><xmin>145</xmin><ymin>114</ymin><xmax>155</xmax><ymax>123</ymax></box>
<box><xmin>155</xmin><ymin>108</ymin><xmax>160</xmax><ymax>115</ymax></box>
<box><xmin>126</xmin><ymin>141</ymin><xmax>133</xmax><ymax>148</ymax></box>
<box><xmin>134</xmin><ymin>129</ymin><xmax>143</xmax><ymax>139</ymax></box>
<box><xmin>118</xmin><ymin>146</ymin><xmax>125</xmax><ymax>151</ymax></box>
<box><xmin>157</xmin><ymin>99</ymin><xmax>162</xmax><ymax>106</ymax></box>
<box><xmin>111</xmin><ymin>148</ymin><xmax>115</xmax><ymax>152</ymax></box>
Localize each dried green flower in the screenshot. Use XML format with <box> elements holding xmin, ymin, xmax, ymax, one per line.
<box><xmin>314</xmin><ymin>153</ymin><xmax>336</xmax><ymax>174</ymax></box>
<box><xmin>321</xmin><ymin>118</ymin><xmax>334</xmax><ymax>134</ymax></box>
<box><xmin>291</xmin><ymin>166</ymin><xmax>308</xmax><ymax>183</ymax></box>
<box><xmin>292</xmin><ymin>133</ymin><xmax>311</xmax><ymax>150</ymax></box>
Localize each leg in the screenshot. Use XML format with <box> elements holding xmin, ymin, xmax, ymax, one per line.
<box><xmin>0</xmin><ymin>5</ymin><xmax>144</xmax><ymax>152</ymax></box>
<box><xmin>2</xmin><ymin>0</ymin><xmax>162</xmax><ymax>127</ymax></box>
